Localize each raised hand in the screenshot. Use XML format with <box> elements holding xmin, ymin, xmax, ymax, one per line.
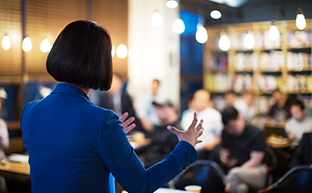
<box><xmin>167</xmin><ymin>112</ymin><xmax>203</xmax><ymax>148</ymax></box>
<box><xmin>120</xmin><ymin>112</ymin><xmax>136</xmax><ymax>140</ymax></box>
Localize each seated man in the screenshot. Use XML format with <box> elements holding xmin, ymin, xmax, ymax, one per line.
<box><xmin>288</xmin><ymin>132</ymin><xmax>312</xmax><ymax>169</ymax></box>
<box><xmin>285</xmin><ymin>99</ymin><xmax>312</xmax><ymax>146</ymax></box>
<box><xmin>220</xmin><ymin>106</ymin><xmax>266</xmax><ymax>193</ymax></box>
<box><xmin>181</xmin><ymin>89</ymin><xmax>223</xmax><ymax>160</ymax></box>
<box><xmin>234</xmin><ymin>92</ymin><xmax>256</xmax><ymax>124</ymax></box>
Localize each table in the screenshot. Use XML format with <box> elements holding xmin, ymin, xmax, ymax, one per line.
<box><xmin>129</xmin><ymin>138</ymin><xmax>151</xmax><ymax>149</ymax></box>
<box><xmin>0</xmin><ymin>161</ymin><xmax>30</xmax><ymax>181</ymax></box>
<box><xmin>154</xmin><ymin>188</ymin><xmax>188</xmax><ymax>193</ymax></box>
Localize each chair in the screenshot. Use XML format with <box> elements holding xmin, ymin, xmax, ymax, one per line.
<box><xmin>172</xmin><ymin>160</ymin><xmax>227</xmax><ymax>193</ymax></box>
<box><xmin>258</xmin><ymin>166</ymin><xmax>312</xmax><ymax>193</ymax></box>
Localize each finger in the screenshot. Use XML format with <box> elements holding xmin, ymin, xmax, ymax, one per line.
<box><xmin>195</xmin><ymin>119</ymin><xmax>203</xmax><ymax>132</ymax></box>
<box><xmin>167</xmin><ymin>126</ymin><xmax>181</xmax><ymax>135</ymax></box>
<box><xmin>124</xmin><ymin>123</ymin><xmax>136</xmax><ymax>134</ymax></box>
<box><xmin>188</xmin><ymin>112</ymin><xmax>198</xmax><ymax>130</ymax></box>
<box><xmin>196</xmin><ymin>140</ymin><xmax>202</xmax><ymax>144</ymax></box>
<box><xmin>197</xmin><ymin>128</ymin><xmax>204</xmax><ymax>138</ymax></box>
<box><xmin>127</xmin><ymin>135</ymin><xmax>134</xmax><ymax>140</ymax></box>
<box><xmin>119</xmin><ymin>112</ymin><xmax>128</xmax><ymax>122</ymax></box>
<box><xmin>122</xmin><ymin>117</ymin><xmax>135</xmax><ymax>128</ymax></box>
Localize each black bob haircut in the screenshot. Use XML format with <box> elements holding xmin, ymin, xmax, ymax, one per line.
<box><xmin>221</xmin><ymin>106</ymin><xmax>239</xmax><ymax>126</ymax></box>
<box><xmin>47</xmin><ymin>20</ymin><xmax>112</xmax><ymax>91</ymax></box>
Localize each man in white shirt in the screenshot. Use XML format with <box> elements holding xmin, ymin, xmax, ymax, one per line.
<box><xmin>234</xmin><ymin>92</ymin><xmax>256</xmax><ymax>124</ymax></box>
<box><xmin>181</xmin><ymin>89</ymin><xmax>223</xmax><ymax>159</ymax></box>
<box><xmin>285</xmin><ymin>99</ymin><xmax>312</xmax><ymax>146</ymax></box>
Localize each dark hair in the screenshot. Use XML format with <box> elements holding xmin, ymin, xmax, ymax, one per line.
<box><xmin>271</xmin><ymin>89</ymin><xmax>281</xmax><ymax>95</ymax></box>
<box><xmin>225</xmin><ymin>90</ymin><xmax>236</xmax><ymax>95</ymax></box>
<box><xmin>290</xmin><ymin>99</ymin><xmax>305</xmax><ymax>111</ymax></box>
<box><xmin>47</xmin><ymin>20</ymin><xmax>112</xmax><ymax>91</ymax></box>
<box><xmin>152</xmin><ymin>79</ymin><xmax>160</xmax><ymax>84</ymax></box>
<box><xmin>221</xmin><ymin>106</ymin><xmax>239</xmax><ymax>125</ymax></box>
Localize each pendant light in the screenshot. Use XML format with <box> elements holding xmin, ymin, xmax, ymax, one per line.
<box><xmin>268</xmin><ymin>21</ymin><xmax>280</xmax><ymax>41</ymax></box>
<box><xmin>218</xmin><ymin>30</ymin><xmax>231</xmax><ymax>51</ymax></box>
<box><xmin>2</xmin><ymin>35</ymin><xmax>11</xmax><ymax>51</ymax></box>
<box><xmin>116</xmin><ymin>44</ymin><xmax>128</xmax><ymax>59</ymax></box>
<box><xmin>196</xmin><ymin>23</ymin><xmax>208</xmax><ymax>44</ymax></box>
<box><xmin>210</xmin><ymin>10</ymin><xmax>222</xmax><ymax>20</ymax></box>
<box><xmin>22</xmin><ymin>37</ymin><xmax>33</xmax><ymax>52</ymax></box>
<box><xmin>152</xmin><ymin>11</ymin><xmax>163</xmax><ymax>27</ymax></box>
<box><xmin>296</xmin><ymin>8</ymin><xmax>306</xmax><ymax>30</ymax></box>
<box><xmin>40</xmin><ymin>38</ymin><xmax>51</xmax><ymax>53</ymax></box>
<box><xmin>166</xmin><ymin>0</ymin><xmax>178</xmax><ymax>9</ymax></box>
<box><xmin>172</xmin><ymin>18</ymin><xmax>185</xmax><ymax>34</ymax></box>
<box><xmin>243</xmin><ymin>29</ymin><xmax>255</xmax><ymax>49</ymax></box>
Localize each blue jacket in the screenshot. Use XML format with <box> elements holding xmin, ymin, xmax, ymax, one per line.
<box><xmin>21</xmin><ymin>83</ymin><xmax>198</xmax><ymax>193</ymax></box>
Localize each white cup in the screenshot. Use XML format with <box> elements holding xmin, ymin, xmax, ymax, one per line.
<box><xmin>184</xmin><ymin>185</ymin><xmax>202</xmax><ymax>193</ymax></box>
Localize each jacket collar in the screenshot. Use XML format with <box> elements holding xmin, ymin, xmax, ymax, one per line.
<box><xmin>51</xmin><ymin>83</ymin><xmax>90</xmax><ymax>102</ymax></box>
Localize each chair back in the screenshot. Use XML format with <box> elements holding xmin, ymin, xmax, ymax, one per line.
<box><xmin>173</xmin><ymin>160</ymin><xmax>226</xmax><ymax>193</ymax></box>
<box><xmin>266</xmin><ymin>166</ymin><xmax>312</xmax><ymax>193</ymax></box>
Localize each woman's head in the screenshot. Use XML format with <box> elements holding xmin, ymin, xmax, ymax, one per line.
<box><xmin>47</xmin><ymin>20</ymin><xmax>112</xmax><ymax>91</ymax></box>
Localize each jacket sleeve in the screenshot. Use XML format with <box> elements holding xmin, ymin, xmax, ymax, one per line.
<box><xmin>97</xmin><ymin>110</ymin><xmax>198</xmax><ymax>193</ymax></box>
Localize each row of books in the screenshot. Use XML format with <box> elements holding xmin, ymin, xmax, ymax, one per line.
<box><xmin>255</xmin><ymin>75</ymin><xmax>282</xmax><ymax>93</ymax></box>
<box><xmin>287</xmin><ymin>30</ymin><xmax>312</xmax><ymax>48</ymax></box>
<box><xmin>286</xmin><ymin>52</ymin><xmax>312</xmax><ymax>71</ymax></box>
<box><xmin>206</xmin><ymin>54</ymin><xmax>228</xmax><ymax>71</ymax></box>
<box><xmin>285</xmin><ymin>74</ymin><xmax>312</xmax><ymax>93</ymax></box>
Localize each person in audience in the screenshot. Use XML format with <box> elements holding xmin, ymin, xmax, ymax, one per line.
<box><xmin>20</xmin><ymin>20</ymin><xmax>203</xmax><ymax>193</ymax></box>
<box><xmin>136</xmin><ymin>79</ymin><xmax>163</xmax><ymax>133</ymax></box>
<box><xmin>220</xmin><ymin>106</ymin><xmax>266</xmax><ymax>193</ymax></box>
<box><xmin>285</xmin><ymin>99</ymin><xmax>312</xmax><ymax>145</ymax></box>
<box><xmin>99</xmin><ymin>73</ymin><xmax>143</xmax><ymax>134</ymax></box>
<box><xmin>0</xmin><ymin>88</ymin><xmax>9</xmax><ymax>159</ymax></box>
<box><xmin>234</xmin><ymin>92</ymin><xmax>256</xmax><ymax>124</ymax></box>
<box><xmin>144</xmin><ymin>97</ymin><xmax>179</xmax><ymax>167</ymax></box>
<box><xmin>268</xmin><ymin>89</ymin><xmax>289</xmax><ymax>122</ymax></box>
<box><xmin>225</xmin><ymin>90</ymin><xmax>237</xmax><ymax>107</ymax></box>
<box><xmin>288</xmin><ymin>132</ymin><xmax>312</xmax><ymax>169</ymax></box>
<box><xmin>181</xmin><ymin>89</ymin><xmax>223</xmax><ymax>160</ymax></box>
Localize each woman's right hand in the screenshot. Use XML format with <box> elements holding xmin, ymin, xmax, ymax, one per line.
<box><xmin>167</xmin><ymin>112</ymin><xmax>203</xmax><ymax>148</ymax></box>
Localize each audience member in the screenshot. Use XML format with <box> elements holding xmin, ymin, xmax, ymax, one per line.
<box><xmin>98</xmin><ymin>73</ymin><xmax>143</xmax><ymax>133</ymax></box>
<box><xmin>234</xmin><ymin>92</ymin><xmax>256</xmax><ymax>124</ymax></box>
<box><xmin>136</xmin><ymin>79</ymin><xmax>163</xmax><ymax>133</ymax></box>
<box><xmin>285</xmin><ymin>99</ymin><xmax>312</xmax><ymax>146</ymax></box>
<box><xmin>225</xmin><ymin>90</ymin><xmax>237</xmax><ymax>107</ymax></box>
<box><xmin>0</xmin><ymin>88</ymin><xmax>9</xmax><ymax>159</ymax></box>
<box><xmin>268</xmin><ymin>89</ymin><xmax>289</xmax><ymax>122</ymax></box>
<box><xmin>288</xmin><ymin>133</ymin><xmax>312</xmax><ymax>169</ymax></box>
<box><xmin>220</xmin><ymin>106</ymin><xmax>266</xmax><ymax>193</ymax></box>
<box><xmin>181</xmin><ymin>89</ymin><xmax>223</xmax><ymax>160</ymax></box>
<box><xmin>144</xmin><ymin>97</ymin><xmax>179</xmax><ymax>167</ymax></box>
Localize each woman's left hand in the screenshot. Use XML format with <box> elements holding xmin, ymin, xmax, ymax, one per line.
<box><xmin>120</xmin><ymin>112</ymin><xmax>136</xmax><ymax>140</ymax></box>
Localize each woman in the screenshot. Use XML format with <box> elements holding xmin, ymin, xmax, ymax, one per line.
<box><xmin>21</xmin><ymin>20</ymin><xmax>203</xmax><ymax>193</ymax></box>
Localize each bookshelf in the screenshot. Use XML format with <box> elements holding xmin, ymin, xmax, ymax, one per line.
<box><xmin>204</xmin><ymin>20</ymin><xmax>312</xmax><ymax>116</ymax></box>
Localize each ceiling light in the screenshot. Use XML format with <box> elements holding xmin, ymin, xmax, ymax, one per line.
<box><xmin>296</xmin><ymin>8</ymin><xmax>306</xmax><ymax>30</ymax></box>
<box><xmin>2</xmin><ymin>35</ymin><xmax>11</xmax><ymax>51</ymax></box>
<box><xmin>210</xmin><ymin>10</ymin><xmax>222</xmax><ymax>19</ymax></box>
<box><xmin>116</xmin><ymin>44</ymin><xmax>128</xmax><ymax>59</ymax></box>
<box><xmin>22</xmin><ymin>37</ymin><xmax>33</xmax><ymax>52</ymax></box>
<box><xmin>166</xmin><ymin>0</ymin><xmax>178</xmax><ymax>9</ymax></box>
<box><xmin>268</xmin><ymin>22</ymin><xmax>280</xmax><ymax>41</ymax></box>
<box><xmin>152</xmin><ymin>12</ymin><xmax>163</xmax><ymax>27</ymax></box>
<box><xmin>218</xmin><ymin>30</ymin><xmax>231</xmax><ymax>51</ymax></box>
<box><xmin>243</xmin><ymin>29</ymin><xmax>255</xmax><ymax>49</ymax></box>
<box><xmin>172</xmin><ymin>18</ymin><xmax>185</xmax><ymax>34</ymax></box>
<box><xmin>40</xmin><ymin>38</ymin><xmax>51</xmax><ymax>53</ymax></box>
<box><xmin>195</xmin><ymin>23</ymin><xmax>208</xmax><ymax>44</ymax></box>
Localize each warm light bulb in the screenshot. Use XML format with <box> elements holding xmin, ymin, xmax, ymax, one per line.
<box><xmin>112</xmin><ymin>45</ymin><xmax>115</xmax><ymax>57</ymax></box>
<box><xmin>243</xmin><ymin>30</ymin><xmax>255</xmax><ymax>49</ymax></box>
<box><xmin>296</xmin><ymin>13</ymin><xmax>306</xmax><ymax>30</ymax></box>
<box><xmin>2</xmin><ymin>35</ymin><xmax>11</xmax><ymax>51</ymax></box>
<box><xmin>269</xmin><ymin>24</ymin><xmax>280</xmax><ymax>40</ymax></box>
<box><xmin>151</xmin><ymin>12</ymin><xmax>163</xmax><ymax>27</ymax></box>
<box><xmin>172</xmin><ymin>18</ymin><xmax>185</xmax><ymax>34</ymax></box>
<box><xmin>129</xmin><ymin>46</ymin><xmax>140</xmax><ymax>59</ymax></box>
<box><xmin>210</xmin><ymin>10</ymin><xmax>222</xmax><ymax>19</ymax></box>
<box><xmin>195</xmin><ymin>24</ymin><xmax>208</xmax><ymax>44</ymax></box>
<box><xmin>166</xmin><ymin>0</ymin><xmax>178</xmax><ymax>9</ymax></box>
<box><xmin>116</xmin><ymin>44</ymin><xmax>128</xmax><ymax>59</ymax></box>
<box><xmin>218</xmin><ymin>33</ymin><xmax>231</xmax><ymax>51</ymax></box>
<box><xmin>22</xmin><ymin>37</ymin><xmax>33</xmax><ymax>52</ymax></box>
<box><xmin>40</xmin><ymin>38</ymin><xmax>51</xmax><ymax>53</ymax></box>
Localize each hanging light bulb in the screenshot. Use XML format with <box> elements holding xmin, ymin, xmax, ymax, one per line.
<box><xmin>22</xmin><ymin>37</ymin><xmax>33</xmax><ymax>52</ymax></box>
<box><xmin>296</xmin><ymin>8</ymin><xmax>306</xmax><ymax>30</ymax></box>
<box><xmin>166</xmin><ymin>0</ymin><xmax>178</xmax><ymax>9</ymax></box>
<box><xmin>210</xmin><ymin>10</ymin><xmax>222</xmax><ymax>19</ymax></box>
<box><xmin>172</xmin><ymin>18</ymin><xmax>185</xmax><ymax>34</ymax></box>
<box><xmin>218</xmin><ymin>30</ymin><xmax>231</xmax><ymax>51</ymax></box>
<box><xmin>40</xmin><ymin>38</ymin><xmax>51</xmax><ymax>53</ymax></box>
<box><xmin>243</xmin><ymin>29</ymin><xmax>255</xmax><ymax>49</ymax></box>
<box><xmin>2</xmin><ymin>35</ymin><xmax>11</xmax><ymax>51</ymax></box>
<box><xmin>151</xmin><ymin>11</ymin><xmax>163</xmax><ymax>27</ymax></box>
<box><xmin>116</xmin><ymin>44</ymin><xmax>128</xmax><ymax>59</ymax></box>
<box><xmin>129</xmin><ymin>46</ymin><xmax>140</xmax><ymax>59</ymax></box>
<box><xmin>269</xmin><ymin>21</ymin><xmax>280</xmax><ymax>41</ymax></box>
<box><xmin>195</xmin><ymin>23</ymin><xmax>208</xmax><ymax>44</ymax></box>
<box><xmin>112</xmin><ymin>45</ymin><xmax>115</xmax><ymax>57</ymax></box>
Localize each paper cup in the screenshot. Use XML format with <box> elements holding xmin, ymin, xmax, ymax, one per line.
<box><xmin>185</xmin><ymin>185</ymin><xmax>202</xmax><ymax>193</ymax></box>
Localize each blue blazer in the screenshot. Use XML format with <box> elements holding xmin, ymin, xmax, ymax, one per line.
<box><xmin>21</xmin><ymin>83</ymin><xmax>198</xmax><ymax>193</ymax></box>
